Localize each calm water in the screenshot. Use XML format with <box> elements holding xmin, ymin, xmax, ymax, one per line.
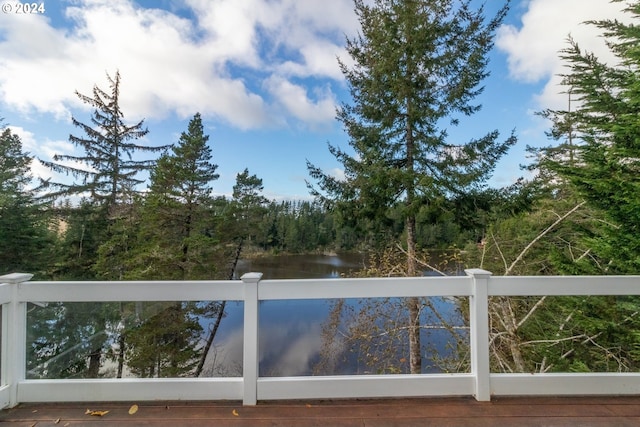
<box><xmin>203</xmin><ymin>253</ymin><xmax>467</xmax><ymax>377</ymax></box>
<box><xmin>235</xmin><ymin>252</ymin><xmax>367</xmax><ymax>279</ymax></box>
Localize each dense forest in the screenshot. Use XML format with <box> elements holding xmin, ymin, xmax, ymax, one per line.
<box><xmin>1</xmin><ymin>0</ymin><xmax>639</xmax><ymax>379</ymax></box>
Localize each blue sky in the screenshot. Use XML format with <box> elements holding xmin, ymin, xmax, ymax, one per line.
<box><xmin>0</xmin><ymin>0</ymin><xmax>628</xmax><ymax>200</ymax></box>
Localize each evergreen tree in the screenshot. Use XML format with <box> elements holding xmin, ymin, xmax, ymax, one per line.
<box><xmin>538</xmin><ymin>1</ymin><xmax>640</xmax><ymax>273</ymax></box>
<box><xmin>94</xmin><ymin>189</ymin><xmax>141</xmax><ymax>280</ymax></box>
<box><xmin>475</xmin><ymin>1</ymin><xmax>640</xmax><ymax>375</ymax></box>
<box><xmin>228</xmin><ymin>168</ymin><xmax>268</xmax><ymax>245</ymax></box>
<box><xmin>462</xmin><ymin>193</ymin><xmax>640</xmax><ymax>374</ymax></box>
<box><xmin>0</xmin><ymin>124</ymin><xmax>54</xmax><ymax>276</ymax></box>
<box><xmin>50</xmin><ymin>200</ymin><xmax>108</xmax><ymax>280</ymax></box>
<box><xmin>123</xmin><ymin>113</ymin><xmax>221</xmax><ymax>377</ymax></box>
<box><xmin>0</xmin><ymin>123</ymin><xmax>31</xmax><ymax>202</ymax></box>
<box><xmin>129</xmin><ymin>112</ymin><xmax>219</xmax><ymax>280</ymax></box>
<box><xmin>307</xmin><ymin>0</ymin><xmax>514</xmax><ymax>373</ymax></box>
<box><xmin>38</xmin><ymin>71</ymin><xmax>166</xmax><ymax>281</ymax></box>
<box><xmin>39</xmin><ymin>71</ymin><xmax>164</xmax><ymax>208</ymax></box>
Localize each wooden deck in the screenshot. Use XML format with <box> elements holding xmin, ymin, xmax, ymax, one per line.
<box><xmin>2</xmin><ymin>396</ymin><xmax>640</xmax><ymax>426</ymax></box>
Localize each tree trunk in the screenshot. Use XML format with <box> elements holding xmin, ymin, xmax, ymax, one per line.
<box><xmin>504</xmin><ymin>301</ymin><xmax>526</xmax><ymax>372</ymax></box>
<box><xmin>406</xmin><ymin>215</ymin><xmax>417</xmax><ymax>276</ymax></box>
<box><xmin>407</xmin><ymin>296</ymin><xmax>422</xmax><ymax>374</ymax></box>
<box><xmin>195</xmin><ymin>239</ymin><xmax>243</xmax><ymax>377</ymax></box>
<box><xmin>405</xmin><ymin>85</ymin><xmax>421</xmax><ymax>373</ymax></box>
<box><xmin>87</xmin><ymin>347</ymin><xmax>102</xmax><ymax>378</ymax></box>
<box><xmin>406</xmin><ymin>215</ymin><xmax>422</xmax><ymax>373</ymax></box>
<box><xmin>195</xmin><ymin>300</ymin><xmax>226</xmax><ymax>377</ymax></box>
<box><xmin>116</xmin><ymin>333</ymin><xmax>125</xmax><ymax>378</ymax></box>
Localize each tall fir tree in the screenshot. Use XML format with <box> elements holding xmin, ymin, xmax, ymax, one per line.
<box><xmin>128</xmin><ymin>112</ymin><xmax>220</xmax><ymax>280</ymax></box>
<box><xmin>307</xmin><ymin>0</ymin><xmax>514</xmax><ymax>373</ymax></box>
<box><xmin>39</xmin><ymin>71</ymin><xmax>164</xmax><ymax>209</ymax></box>
<box><xmin>121</xmin><ymin>113</ymin><xmax>222</xmax><ymax>377</ymax></box>
<box><xmin>35</xmin><ymin>72</ymin><xmax>165</xmax><ymax>376</ymax></box>
<box><xmin>538</xmin><ymin>0</ymin><xmax>640</xmax><ymax>273</ymax></box>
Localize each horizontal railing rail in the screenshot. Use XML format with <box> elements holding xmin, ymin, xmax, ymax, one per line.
<box><xmin>1</xmin><ymin>270</ymin><xmax>639</xmax><ymax>409</ymax></box>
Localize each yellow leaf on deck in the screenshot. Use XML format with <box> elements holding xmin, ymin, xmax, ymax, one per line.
<box><xmin>232</xmin><ymin>409</ymin><xmax>239</xmax><ymax>416</ymax></box>
<box><xmin>128</xmin><ymin>404</ymin><xmax>139</xmax><ymax>415</ymax></box>
<box><xmin>89</xmin><ymin>410</ymin><xmax>109</xmax><ymax>417</ymax></box>
<box><xmin>85</xmin><ymin>409</ymin><xmax>91</xmax><ymax>415</ymax></box>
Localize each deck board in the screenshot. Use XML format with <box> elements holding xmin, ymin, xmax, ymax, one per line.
<box><xmin>2</xmin><ymin>396</ymin><xmax>640</xmax><ymax>426</ymax></box>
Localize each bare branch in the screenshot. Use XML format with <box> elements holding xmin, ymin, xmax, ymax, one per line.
<box><xmin>576</xmin><ymin>248</ymin><xmax>591</xmax><ymax>262</ymax></box>
<box><xmin>395</xmin><ymin>244</ymin><xmax>446</xmax><ymax>276</ymax></box>
<box><xmin>505</xmin><ymin>201</ymin><xmax>586</xmax><ymax>275</ymax></box>
<box><xmin>520</xmin><ymin>334</ymin><xmax>589</xmax><ymax>346</ymax></box>
<box><xmin>489</xmin><ymin>230</ymin><xmax>508</xmax><ymax>273</ymax></box>
<box><xmin>516</xmin><ymin>296</ymin><xmax>547</xmax><ymax>329</ymax></box>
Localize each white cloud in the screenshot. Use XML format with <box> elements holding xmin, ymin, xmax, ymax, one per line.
<box><xmin>330</xmin><ymin>167</ymin><xmax>346</xmax><ymax>182</ymax></box>
<box><xmin>8</xmin><ymin>126</ymin><xmax>50</xmax><ymax>181</ymax></box>
<box><xmin>258</xmin><ymin>323</ymin><xmax>323</xmax><ymax>376</ymax></box>
<box><xmin>497</xmin><ymin>0</ymin><xmax>631</xmax><ymax>110</ymax></box>
<box><xmin>0</xmin><ymin>15</ymin><xmax>76</xmax><ymax>119</ymax></box>
<box><xmin>0</xmin><ymin>0</ymin><xmax>356</xmax><ymax>130</ymax></box>
<box><xmin>264</xmin><ymin>76</ymin><xmax>336</xmax><ymax>125</ymax></box>
<box><xmin>262</xmin><ymin>0</ymin><xmax>355</xmax><ymax>79</ymax></box>
<box><xmin>278</xmin><ymin>41</ymin><xmax>347</xmax><ymax>80</ymax></box>
<box><xmin>8</xmin><ymin>125</ymin><xmax>91</xmax><ymax>186</ymax></box>
<box><xmin>8</xmin><ymin>126</ymin><xmax>37</xmax><ymax>154</ymax></box>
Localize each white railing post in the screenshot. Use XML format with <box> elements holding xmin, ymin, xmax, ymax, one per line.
<box><xmin>0</xmin><ymin>273</ymin><xmax>33</xmax><ymax>408</ymax></box>
<box><xmin>241</xmin><ymin>272</ymin><xmax>262</xmax><ymax>405</ymax></box>
<box><xmin>466</xmin><ymin>268</ymin><xmax>492</xmax><ymax>402</ymax></box>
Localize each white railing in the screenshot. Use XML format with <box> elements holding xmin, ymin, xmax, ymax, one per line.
<box><xmin>1</xmin><ymin>270</ymin><xmax>640</xmax><ymax>408</ymax></box>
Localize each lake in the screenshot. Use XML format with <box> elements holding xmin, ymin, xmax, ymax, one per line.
<box><xmin>202</xmin><ymin>253</ymin><xmax>468</xmax><ymax>377</ymax></box>
<box><xmin>235</xmin><ymin>252</ymin><xmax>367</xmax><ymax>279</ymax></box>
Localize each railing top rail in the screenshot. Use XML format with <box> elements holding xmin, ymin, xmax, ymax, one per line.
<box><xmin>489</xmin><ymin>275</ymin><xmax>640</xmax><ymax>296</ymax></box>
<box><xmin>259</xmin><ymin>276</ymin><xmax>472</xmax><ymax>300</ymax></box>
<box><xmin>28</xmin><ymin>279</ymin><xmax>239</xmax><ymax>286</ymax></box>
<box><xmin>4</xmin><ymin>274</ymin><xmax>640</xmax><ymax>303</ymax></box>
<box><xmin>17</xmin><ymin>280</ymin><xmax>243</xmax><ymax>303</ymax></box>
<box><xmin>16</xmin><ymin>275</ymin><xmax>474</xmax><ymax>302</ymax></box>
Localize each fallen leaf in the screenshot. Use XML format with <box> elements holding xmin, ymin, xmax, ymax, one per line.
<box><xmin>128</xmin><ymin>404</ymin><xmax>139</xmax><ymax>415</ymax></box>
<box><xmin>54</xmin><ymin>419</ymin><xmax>60</xmax><ymax>424</ymax></box>
<box><xmin>88</xmin><ymin>410</ymin><xmax>109</xmax><ymax>417</ymax></box>
<box><xmin>31</xmin><ymin>410</ymin><xmax>38</xmax><ymax>413</ymax></box>
<box><xmin>30</xmin><ymin>423</ymin><xmax>37</xmax><ymax>427</ymax></box>
<box><xmin>232</xmin><ymin>409</ymin><xmax>239</xmax><ymax>416</ymax></box>
<box><xmin>64</xmin><ymin>424</ymin><xmax>70</xmax><ymax>427</ymax></box>
<box><xmin>85</xmin><ymin>409</ymin><xmax>91</xmax><ymax>415</ymax></box>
